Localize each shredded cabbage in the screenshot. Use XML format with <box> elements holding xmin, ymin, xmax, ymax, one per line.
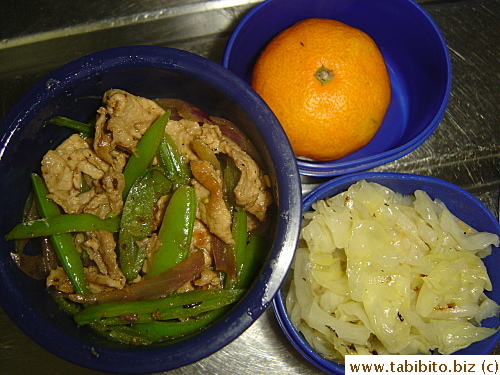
<box><xmin>287</xmin><ymin>180</ymin><xmax>499</xmax><ymax>360</ymax></box>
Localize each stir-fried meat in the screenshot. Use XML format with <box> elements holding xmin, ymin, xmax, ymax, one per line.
<box><xmin>93</xmin><ymin>89</ymin><xmax>165</xmax><ymax>169</ymax></box>
<box><xmin>173</xmin><ymin>221</ymin><xmax>222</xmax><ymax>291</ymax></box>
<box><xmin>139</xmin><ymin>234</ymin><xmax>160</xmax><ymax>275</ymax></box>
<box><xmin>152</xmin><ymin>195</ymin><xmax>170</xmax><ymax>232</ymax></box>
<box><xmin>75</xmin><ymin>231</ymin><xmax>126</xmax><ymax>288</ymax></box>
<box><xmin>166</xmin><ymin>119</ymin><xmax>272</xmax><ymax>222</ymax></box>
<box><xmin>41</xmin><ymin>134</ymin><xmax>112</xmax><ymax>214</ymax></box>
<box><xmin>46</xmin><ymin>267</ymin><xmax>74</xmax><ymax>293</ymax></box>
<box><xmin>191</xmin><ymin>160</ymin><xmax>235</xmax><ymax>245</ymax></box>
<box><xmin>165</xmin><ymin>118</ymin><xmax>203</xmax><ymax>162</ymax></box>
<box><xmin>78</xmin><ymin>169</ymin><xmax>125</xmax><ymax>219</ymax></box>
<box><xmin>84</xmin><ymin>266</ymin><xmax>126</xmax><ymax>293</ymax></box>
<box><xmin>191</xmin><ymin>219</ymin><xmax>213</xmax><ymax>256</ymax></box>
<box><xmin>194</xmin><ymin>268</ymin><xmax>221</xmax><ymax>289</ymax></box>
<box><xmin>197</xmin><ymin>125</ymin><xmax>272</xmax><ymax>222</ymax></box>
<box><xmin>37</xmin><ymin>89</ymin><xmax>271</xmax><ymax>299</ymax></box>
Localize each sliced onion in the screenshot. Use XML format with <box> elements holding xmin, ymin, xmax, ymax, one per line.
<box><xmin>209</xmin><ymin>116</ymin><xmax>263</xmax><ymax>166</ymax></box>
<box><xmin>69</xmin><ymin>250</ymin><xmax>205</xmax><ymax>304</ymax></box>
<box><xmin>212</xmin><ymin>234</ymin><xmax>237</xmax><ymax>282</ymax></box>
<box><xmin>154</xmin><ymin>99</ymin><xmax>212</xmax><ymax>124</ymax></box>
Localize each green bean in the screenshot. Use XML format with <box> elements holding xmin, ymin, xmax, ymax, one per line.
<box><xmin>237</xmin><ymin>235</ymin><xmax>271</xmax><ymax>289</ymax></box>
<box><xmin>157</xmin><ymin>133</ymin><xmax>191</xmax><ymax>188</ymax></box>
<box><xmin>225</xmin><ymin>208</ymin><xmax>247</xmax><ymax>289</ymax></box>
<box><xmin>29</xmin><ymin>173</ymin><xmax>89</xmax><ymax>294</ymax></box>
<box><xmin>70</xmin><ymin>249</ymin><xmax>205</xmax><ymax>305</ymax></box>
<box><xmin>5</xmin><ymin>213</ymin><xmax>121</xmax><ymax>240</ymax></box>
<box><xmin>192</xmin><ymin>139</ymin><xmax>221</xmax><ymax>171</ymax></box>
<box><xmin>118</xmin><ymin>169</ymin><xmax>156</xmax><ymax>281</ymax></box>
<box><xmin>151</xmin><ymin>167</ymin><xmax>172</xmax><ymax>199</ymax></box>
<box><xmin>146</xmin><ymin>185</ymin><xmax>196</xmax><ymax>278</ymax></box>
<box><xmin>48</xmin><ymin>116</ymin><xmax>95</xmax><ymax>138</ymax></box>
<box><xmin>89</xmin><ymin>322</ymin><xmax>153</xmax><ymax>345</ymax></box>
<box><xmin>74</xmin><ymin>289</ymin><xmax>244</xmax><ymax>325</ymax></box>
<box><xmin>222</xmin><ymin>155</ymin><xmax>241</xmax><ymax>213</ymax></box>
<box><xmin>48</xmin><ymin>287</ymin><xmax>83</xmax><ymax>316</ymax></box>
<box><xmin>131</xmin><ymin>308</ymin><xmax>227</xmax><ymax>342</ymax></box>
<box><xmin>122</xmin><ymin>111</ymin><xmax>171</xmax><ymax>199</ymax></box>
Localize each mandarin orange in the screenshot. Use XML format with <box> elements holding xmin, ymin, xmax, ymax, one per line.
<box><xmin>251</xmin><ymin>18</ymin><xmax>391</xmax><ymax>161</ymax></box>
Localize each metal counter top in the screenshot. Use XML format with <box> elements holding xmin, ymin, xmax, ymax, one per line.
<box><xmin>0</xmin><ymin>0</ymin><xmax>498</xmax><ymax>374</ymax></box>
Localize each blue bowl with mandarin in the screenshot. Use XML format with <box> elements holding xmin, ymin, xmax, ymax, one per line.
<box><xmin>223</xmin><ymin>0</ymin><xmax>451</xmax><ymax>177</ymax></box>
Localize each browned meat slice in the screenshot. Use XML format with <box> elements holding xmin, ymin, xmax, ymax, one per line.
<box><xmin>191</xmin><ymin>159</ymin><xmax>235</xmax><ymax>245</ymax></box>
<box><xmin>93</xmin><ymin>89</ymin><xmax>165</xmax><ymax>169</ymax></box>
<box><xmin>75</xmin><ymin>231</ymin><xmax>126</xmax><ymax>289</ymax></box>
<box><xmin>196</xmin><ymin>125</ymin><xmax>272</xmax><ymax>222</ymax></box>
<box><xmin>41</xmin><ymin>133</ymin><xmax>124</xmax><ymax>218</ymax></box>
<box><xmin>41</xmin><ymin>134</ymin><xmax>110</xmax><ymax>213</ymax></box>
<box><xmin>166</xmin><ymin>119</ymin><xmax>272</xmax><ymax>222</ymax></box>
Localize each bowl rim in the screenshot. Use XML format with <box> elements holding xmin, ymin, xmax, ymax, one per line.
<box><xmin>273</xmin><ymin>171</ymin><xmax>500</xmax><ymax>374</ymax></box>
<box><xmin>0</xmin><ymin>45</ymin><xmax>302</xmax><ymax>374</ymax></box>
<box><xmin>222</xmin><ymin>0</ymin><xmax>453</xmax><ymax>177</ymax></box>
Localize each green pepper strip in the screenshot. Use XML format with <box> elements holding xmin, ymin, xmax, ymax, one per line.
<box><xmin>146</xmin><ymin>185</ymin><xmax>196</xmax><ymax>279</ymax></box>
<box><xmin>151</xmin><ymin>167</ymin><xmax>172</xmax><ymax>199</ymax></box>
<box><xmin>157</xmin><ymin>133</ymin><xmax>191</xmax><ymax>188</ymax></box>
<box><xmin>89</xmin><ymin>322</ymin><xmax>153</xmax><ymax>345</ymax></box>
<box><xmin>225</xmin><ymin>208</ymin><xmax>248</xmax><ymax>289</ymax></box>
<box><xmin>237</xmin><ymin>235</ymin><xmax>271</xmax><ymax>289</ymax></box>
<box><xmin>49</xmin><ymin>287</ymin><xmax>83</xmax><ymax>316</ymax></box>
<box><xmin>122</xmin><ymin>111</ymin><xmax>171</xmax><ymax>199</ymax></box>
<box><xmin>118</xmin><ymin>169</ymin><xmax>156</xmax><ymax>281</ymax></box>
<box><xmin>5</xmin><ymin>213</ymin><xmax>121</xmax><ymax>240</ymax></box>
<box><xmin>131</xmin><ymin>308</ymin><xmax>227</xmax><ymax>342</ymax></box>
<box><xmin>48</xmin><ymin>116</ymin><xmax>95</xmax><ymax>138</ymax></box>
<box><xmin>74</xmin><ymin>289</ymin><xmax>244</xmax><ymax>325</ymax></box>
<box><xmin>29</xmin><ymin>173</ymin><xmax>89</xmax><ymax>294</ymax></box>
<box><xmin>222</xmin><ymin>155</ymin><xmax>241</xmax><ymax>213</ymax></box>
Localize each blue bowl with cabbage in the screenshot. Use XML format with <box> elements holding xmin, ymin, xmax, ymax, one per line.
<box><xmin>0</xmin><ymin>46</ymin><xmax>302</xmax><ymax>374</ymax></box>
<box><xmin>273</xmin><ymin>172</ymin><xmax>500</xmax><ymax>374</ymax></box>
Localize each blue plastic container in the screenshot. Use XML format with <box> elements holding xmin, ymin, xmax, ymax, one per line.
<box><xmin>273</xmin><ymin>172</ymin><xmax>500</xmax><ymax>374</ymax></box>
<box><xmin>223</xmin><ymin>0</ymin><xmax>452</xmax><ymax>177</ymax></box>
<box><xmin>0</xmin><ymin>46</ymin><xmax>302</xmax><ymax>374</ymax></box>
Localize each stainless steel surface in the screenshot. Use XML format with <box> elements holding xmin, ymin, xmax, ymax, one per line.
<box><xmin>0</xmin><ymin>0</ymin><xmax>499</xmax><ymax>374</ymax></box>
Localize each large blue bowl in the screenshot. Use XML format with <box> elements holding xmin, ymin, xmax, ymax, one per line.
<box><xmin>273</xmin><ymin>172</ymin><xmax>500</xmax><ymax>374</ymax></box>
<box><xmin>223</xmin><ymin>0</ymin><xmax>452</xmax><ymax>177</ymax></box>
<box><xmin>0</xmin><ymin>46</ymin><xmax>302</xmax><ymax>374</ymax></box>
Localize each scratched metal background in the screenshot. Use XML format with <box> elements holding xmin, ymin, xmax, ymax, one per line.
<box><xmin>0</xmin><ymin>0</ymin><xmax>499</xmax><ymax>374</ymax></box>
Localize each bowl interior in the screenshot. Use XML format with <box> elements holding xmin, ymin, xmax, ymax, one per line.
<box><xmin>273</xmin><ymin>172</ymin><xmax>500</xmax><ymax>374</ymax></box>
<box><xmin>0</xmin><ymin>46</ymin><xmax>301</xmax><ymax>374</ymax></box>
<box><xmin>223</xmin><ymin>0</ymin><xmax>451</xmax><ymax>177</ymax></box>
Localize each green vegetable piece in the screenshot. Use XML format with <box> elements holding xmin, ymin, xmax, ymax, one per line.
<box><xmin>48</xmin><ymin>116</ymin><xmax>95</xmax><ymax>138</ymax></box>
<box><xmin>118</xmin><ymin>169</ymin><xmax>156</xmax><ymax>281</ymax></box>
<box><xmin>74</xmin><ymin>289</ymin><xmax>244</xmax><ymax>325</ymax></box>
<box><xmin>89</xmin><ymin>322</ymin><xmax>153</xmax><ymax>345</ymax></box>
<box><xmin>191</xmin><ymin>139</ymin><xmax>221</xmax><ymax>171</ymax></box>
<box><xmin>225</xmin><ymin>208</ymin><xmax>248</xmax><ymax>289</ymax></box>
<box><xmin>5</xmin><ymin>213</ymin><xmax>121</xmax><ymax>240</ymax></box>
<box><xmin>151</xmin><ymin>167</ymin><xmax>172</xmax><ymax>199</ymax></box>
<box><xmin>49</xmin><ymin>288</ymin><xmax>83</xmax><ymax>316</ymax></box>
<box><xmin>122</xmin><ymin>111</ymin><xmax>171</xmax><ymax>199</ymax></box>
<box><xmin>237</xmin><ymin>235</ymin><xmax>271</xmax><ymax>289</ymax></box>
<box><xmin>29</xmin><ymin>173</ymin><xmax>89</xmax><ymax>294</ymax></box>
<box><xmin>146</xmin><ymin>185</ymin><xmax>196</xmax><ymax>278</ymax></box>
<box><xmin>132</xmin><ymin>308</ymin><xmax>227</xmax><ymax>342</ymax></box>
<box><xmin>157</xmin><ymin>133</ymin><xmax>191</xmax><ymax>188</ymax></box>
<box><xmin>222</xmin><ymin>155</ymin><xmax>241</xmax><ymax>213</ymax></box>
